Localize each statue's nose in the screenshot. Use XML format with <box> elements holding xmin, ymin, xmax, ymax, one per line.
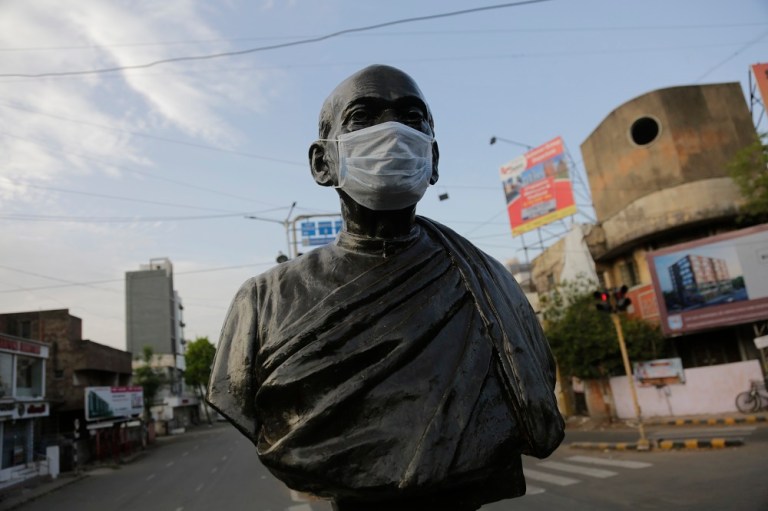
<box><xmin>377</xmin><ymin>108</ymin><xmax>400</xmax><ymax>124</ymax></box>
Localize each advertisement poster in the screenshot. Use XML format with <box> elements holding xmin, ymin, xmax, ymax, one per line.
<box><xmin>633</xmin><ymin>358</ymin><xmax>685</xmax><ymax>386</ymax></box>
<box><xmin>647</xmin><ymin>224</ymin><xmax>768</xmax><ymax>336</ymax></box>
<box><xmin>499</xmin><ymin>136</ymin><xmax>577</xmax><ymax>236</ymax></box>
<box><xmin>752</xmin><ymin>63</ymin><xmax>768</xmax><ymax>109</ymax></box>
<box><xmin>85</xmin><ymin>386</ymin><xmax>144</xmax><ymax>421</ymax></box>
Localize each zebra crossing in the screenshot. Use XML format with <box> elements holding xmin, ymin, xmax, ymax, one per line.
<box><xmin>523</xmin><ymin>455</ymin><xmax>652</xmax><ymax>496</ymax></box>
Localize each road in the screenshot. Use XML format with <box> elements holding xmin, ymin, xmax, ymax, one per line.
<box><xmin>17</xmin><ymin>422</ymin><xmax>768</xmax><ymax>511</ymax></box>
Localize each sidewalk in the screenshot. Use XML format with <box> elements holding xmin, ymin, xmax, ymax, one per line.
<box><xmin>566</xmin><ymin>411</ymin><xmax>768</xmax><ymax>451</ymax></box>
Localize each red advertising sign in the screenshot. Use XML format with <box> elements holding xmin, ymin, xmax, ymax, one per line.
<box><xmin>499</xmin><ymin>137</ymin><xmax>577</xmax><ymax>236</ymax></box>
<box><xmin>647</xmin><ymin>224</ymin><xmax>768</xmax><ymax>336</ymax></box>
<box><xmin>0</xmin><ymin>335</ymin><xmax>44</xmax><ymax>356</ymax></box>
<box><xmin>752</xmin><ymin>63</ymin><xmax>768</xmax><ymax>110</ymax></box>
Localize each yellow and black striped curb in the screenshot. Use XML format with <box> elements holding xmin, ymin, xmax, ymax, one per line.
<box><xmin>570</xmin><ymin>438</ymin><xmax>744</xmax><ymax>450</ymax></box>
<box><xmin>646</xmin><ymin>415</ymin><xmax>767</xmax><ymax>427</ymax></box>
<box><xmin>570</xmin><ymin>442</ymin><xmax>641</xmax><ymax>451</ymax></box>
<box><xmin>656</xmin><ymin>438</ymin><xmax>744</xmax><ymax>449</ymax></box>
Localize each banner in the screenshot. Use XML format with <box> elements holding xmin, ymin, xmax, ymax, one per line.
<box><xmin>499</xmin><ymin>136</ymin><xmax>577</xmax><ymax>236</ymax></box>
<box><xmin>647</xmin><ymin>223</ymin><xmax>768</xmax><ymax>336</ymax></box>
<box><xmin>633</xmin><ymin>358</ymin><xmax>685</xmax><ymax>386</ymax></box>
<box><xmin>752</xmin><ymin>63</ymin><xmax>768</xmax><ymax>108</ymax></box>
<box><xmin>85</xmin><ymin>386</ymin><xmax>143</xmax><ymax>421</ymax></box>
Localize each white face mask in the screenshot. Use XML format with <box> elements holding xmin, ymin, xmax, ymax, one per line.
<box><xmin>331</xmin><ymin>121</ymin><xmax>434</xmax><ymax>211</ymax></box>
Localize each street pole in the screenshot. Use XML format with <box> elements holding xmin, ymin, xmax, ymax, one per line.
<box><xmin>610</xmin><ymin>312</ymin><xmax>650</xmax><ymax>450</ymax></box>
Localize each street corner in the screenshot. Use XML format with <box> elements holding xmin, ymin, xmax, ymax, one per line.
<box><xmin>655</xmin><ymin>438</ymin><xmax>745</xmax><ymax>450</ymax></box>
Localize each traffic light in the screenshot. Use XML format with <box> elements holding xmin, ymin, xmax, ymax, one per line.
<box><xmin>593</xmin><ymin>290</ymin><xmax>613</xmax><ymax>313</ymax></box>
<box><xmin>614</xmin><ymin>285</ymin><xmax>632</xmax><ymax>311</ymax></box>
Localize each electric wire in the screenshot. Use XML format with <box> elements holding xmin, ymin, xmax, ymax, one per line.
<box><xmin>0</xmin><ymin>1</ymin><xmax>553</xmax><ymax>78</ymax></box>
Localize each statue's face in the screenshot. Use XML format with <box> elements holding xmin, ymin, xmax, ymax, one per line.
<box><xmin>327</xmin><ymin>66</ymin><xmax>434</xmax><ymax>141</ymax></box>
<box><xmin>312</xmin><ymin>65</ymin><xmax>439</xmax><ymax>191</ymax></box>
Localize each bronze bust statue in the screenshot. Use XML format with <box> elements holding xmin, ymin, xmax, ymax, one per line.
<box><xmin>207</xmin><ymin>64</ymin><xmax>564</xmax><ymax>511</ymax></box>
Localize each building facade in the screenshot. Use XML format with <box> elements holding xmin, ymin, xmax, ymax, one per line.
<box><xmin>0</xmin><ymin>309</ymin><xmax>136</xmax><ymax>472</ymax></box>
<box><xmin>125</xmin><ymin>258</ymin><xmax>198</xmax><ymax>432</ymax></box>
<box><xmin>532</xmin><ymin>82</ymin><xmax>765</xmax><ymax>419</ymax></box>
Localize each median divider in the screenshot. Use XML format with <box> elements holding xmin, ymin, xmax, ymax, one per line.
<box><xmin>570</xmin><ymin>437</ymin><xmax>745</xmax><ymax>451</ymax></box>
<box><xmin>645</xmin><ymin>415</ymin><xmax>767</xmax><ymax>427</ymax></box>
<box><xmin>656</xmin><ymin>437</ymin><xmax>744</xmax><ymax>450</ymax></box>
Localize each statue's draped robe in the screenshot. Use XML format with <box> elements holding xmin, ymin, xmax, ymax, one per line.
<box><xmin>207</xmin><ymin>217</ymin><xmax>563</xmax><ymax>508</ymax></box>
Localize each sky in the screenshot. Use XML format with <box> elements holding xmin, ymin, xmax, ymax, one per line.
<box><xmin>1</xmin><ymin>0</ymin><xmax>766</xmax><ymax>351</ymax></box>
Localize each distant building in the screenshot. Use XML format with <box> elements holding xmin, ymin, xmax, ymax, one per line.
<box><xmin>0</xmin><ymin>309</ymin><xmax>135</xmax><ymax>481</ymax></box>
<box><xmin>125</xmin><ymin>258</ymin><xmax>198</xmax><ymax>432</ymax></box>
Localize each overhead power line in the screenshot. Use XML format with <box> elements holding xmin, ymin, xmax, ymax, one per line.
<box><xmin>2</xmin><ymin>22</ymin><xmax>766</xmax><ymax>53</ymax></box>
<box><xmin>0</xmin><ymin>0</ymin><xmax>552</xmax><ymax>78</ymax></box>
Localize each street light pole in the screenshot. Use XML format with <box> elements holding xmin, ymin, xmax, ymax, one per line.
<box><xmin>489</xmin><ymin>135</ymin><xmax>533</xmax><ymax>150</ymax></box>
<box><xmin>244</xmin><ymin>201</ymin><xmax>297</xmax><ymax>258</ymax></box>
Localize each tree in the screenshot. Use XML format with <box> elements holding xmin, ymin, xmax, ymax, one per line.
<box><xmin>133</xmin><ymin>346</ymin><xmax>167</xmax><ymax>420</ymax></box>
<box><xmin>184</xmin><ymin>336</ymin><xmax>216</xmax><ymax>424</ymax></box>
<box><xmin>728</xmin><ymin>133</ymin><xmax>768</xmax><ymax>221</ymax></box>
<box><xmin>541</xmin><ymin>276</ymin><xmax>667</xmax><ymax>380</ymax></box>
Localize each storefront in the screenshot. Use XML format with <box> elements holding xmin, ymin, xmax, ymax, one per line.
<box><xmin>0</xmin><ymin>334</ymin><xmax>49</xmax><ymax>487</ymax></box>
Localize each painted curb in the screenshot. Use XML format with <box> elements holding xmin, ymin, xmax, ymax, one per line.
<box><xmin>646</xmin><ymin>415</ymin><xmax>767</xmax><ymax>427</ymax></box>
<box><xmin>655</xmin><ymin>438</ymin><xmax>744</xmax><ymax>450</ymax></box>
<box><xmin>570</xmin><ymin>442</ymin><xmax>640</xmax><ymax>451</ymax></box>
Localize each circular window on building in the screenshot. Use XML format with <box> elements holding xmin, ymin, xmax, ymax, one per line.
<box><xmin>630</xmin><ymin>116</ymin><xmax>660</xmax><ymax>145</ymax></box>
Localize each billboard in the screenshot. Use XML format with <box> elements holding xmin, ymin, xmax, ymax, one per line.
<box><xmin>752</xmin><ymin>63</ymin><xmax>768</xmax><ymax>109</ymax></box>
<box><xmin>300</xmin><ymin>217</ymin><xmax>343</xmax><ymax>247</ymax></box>
<box><xmin>85</xmin><ymin>386</ymin><xmax>143</xmax><ymax>422</ymax></box>
<box><xmin>499</xmin><ymin>136</ymin><xmax>577</xmax><ymax>236</ymax></box>
<box><xmin>647</xmin><ymin>224</ymin><xmax>768</xmax><ymax>336</ymax></box>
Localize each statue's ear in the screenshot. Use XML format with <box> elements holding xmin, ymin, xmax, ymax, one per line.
<box><xmin>429</xmin><ymin>139</ymin><xmax>440</xmax><ymax>185</ymax></box>
<box><xmin>309</xmin><ymin>141</ymin><xmax>335</xmax><ymax>187</ymax></box>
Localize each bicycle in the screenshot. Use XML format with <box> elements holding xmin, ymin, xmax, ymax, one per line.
<box><xmin>735</xmin><ymin>379</ymin><xmax>768</xmax><ymax>413</ymax></box>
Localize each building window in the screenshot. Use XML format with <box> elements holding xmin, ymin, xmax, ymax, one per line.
<box><xmin>0</xmin><ymin>353</ymin><xmax>12</xmax><ymax>397</ymax></box>
<box><xmin>619</xmin><ymin>259</ymin><xmax>639</xmax><ymax>287</ymax></box>
<box><xmin>15</xmin><ymin>356</ymin><xmax>43</xmax><ymax>398</ymax></box>
<box><xmin>19</xmin><ymin>321</ymin><xmax>31</xmax><ymax>339</ymax></box>
<box><xmin>630</xmin><ymin>116</ymin><xmax>660</xmax><ymax>145</ymax></box>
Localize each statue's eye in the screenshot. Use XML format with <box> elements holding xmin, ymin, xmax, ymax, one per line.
<box><xmin>347</xmin><ymin>109</ymin><xmax>371</xmax><ymax>124</ymax></box>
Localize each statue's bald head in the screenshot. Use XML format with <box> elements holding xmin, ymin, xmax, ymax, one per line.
<box><xmin>318</xmin><ymin>65</ymin><xmax>434</xmax><ymax>139</ymax></box>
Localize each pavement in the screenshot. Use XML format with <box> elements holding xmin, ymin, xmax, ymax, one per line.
<box><xmin>1</xmin><ymin>412</ymin><xmax>766</xmax><ymax>510</ymax></box>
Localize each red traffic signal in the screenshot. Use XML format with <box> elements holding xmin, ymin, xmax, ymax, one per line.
<box><xmin>593</xmin><ymin>290</ymin><xmax>613</xmax><ymax>313</ymax></box>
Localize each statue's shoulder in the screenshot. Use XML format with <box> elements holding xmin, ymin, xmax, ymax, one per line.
<box><xmin>237</xmin><ymin>244</ymin><xmax>338</xmax><ymax>295</ymax></box>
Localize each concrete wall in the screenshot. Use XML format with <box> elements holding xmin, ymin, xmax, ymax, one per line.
<box><xmin>581</xmin><ymin>82</ymin><xmax>756</xmax><ymax>258</ymax></box>
<box><xmin>608</xmin><ymin>359</ymin><xmax>763</xmax><ymax>419</ymax></box>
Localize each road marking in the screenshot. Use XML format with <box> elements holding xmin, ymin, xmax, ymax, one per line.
<box><xmin>183</xmin><ymin>452</ymin><xmax>189</xmax><ymax>457</ymax></box>
<box><xmin>524</xmin><ymin>469</ymin><xmax>579</xmax><ymax>486</ymax></box>
<box><xmin>221</xmin><ymin>455</ymin><xmax>228</xmax><ymax>461</ymax></box>
<box><xmin>195</xmin><ymin>483</ymin><xmax>204</xmax><ymax>492</ymax></box>
<box><xmin>538</xmin><ymin>461</ymin><xmax>617</xmax><ymax>478</ymax></box>
<box><xmin>176</xmin><ymin>507</ymin><xmax>183</xmax><ymax>511</ymax></box>
<box><xmin>146</xmin><ymin>474</ymin><xmax>156</xmax><ymax>481</ymax></box>
<box><xmin>211</xmin><ymin>467</ymin><xmax>218</xmax><ymax>474</ymax></box>
<box><xmin>526</xmin><ymin>484</ymin><xmax>546</xmax><ymax>495</ymax></box>
<box><xmin>287</xmin><ymin>506</ymin><xmax>312</xmax><ymax>511</ymax></box>
<box><xmin>566</xmin><ymin>455</ymin><xmax>652</xmax><ymax>469</ymax></box>
<box><xmin>166</xmin><ymin>461</ymin><xmax>175</xmax><ymax>467</ymax></box>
